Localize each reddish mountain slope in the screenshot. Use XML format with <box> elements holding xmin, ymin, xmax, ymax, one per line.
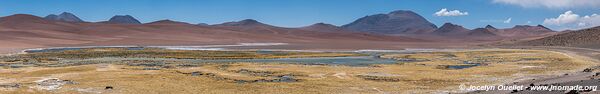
<box><xmin>496</xmin><ymin>25</ymin><xmax>554</xmax><ymax>37</ymax></box>
<box><xmin>521</xmin><ymin>26</ymin><xmax>600</xmax><ymax>48</ymax></box>
<box><xmin>0</xmin><ymin>14</ymin><xmax>427</xmax><ymax>50</ymax></box>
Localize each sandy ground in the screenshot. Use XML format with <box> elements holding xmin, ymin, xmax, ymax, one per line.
<box><xmin>468</xmin><ymin>46</ymin><xmax>600</xmax><ymax>94</ymax></box>
<box><xmin>2</xmin><ymin>48</ymin><xmax>592</xmax><ymax>94</ymax></box>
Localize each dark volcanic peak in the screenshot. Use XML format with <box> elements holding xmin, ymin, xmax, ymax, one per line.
<box><xmin>513</xmin><ymin>25</ymin><xmax>548</xmax><ymax>29</ymax></box>
<box><xmin>216</xmin><ymin>19</ymin><xmax>267</xmax><ymax>26</ymax></box>
<box><xmin>439</xmin><ymin>23</ymin><xmax>462</xmax><ymax>28</ymax></box>
<box><xmin>300</xmin><ymin>22</ymin><xmax>345</xmax><ymax>32</ymax></box>
<box><xmin>239</xmin><ymin>19</ymin><xmax>259</xmax><ymax>23</ymax></box>
<box><xmin>536</xmin><ymin>25</ymin><xmax>551</xmax><ymax>30</ymax></box>
<box><xmin>105</xmin><ymin>15</ymin><xmax>142</xmax><ymax>24</ymax></box>
<box><xmin>341</xmin><ymin>10</ymin><xmax>437</xmax><ymax>34</ymax></box>
<box><xmin>146</xmin><ymin>19</ymin><xmax>190</xmax><ymax>25</ymax></box>
<box><xmin>196</xmin><ymin>23</ymin><xmax>209</xmax><ymax>26</ymax></box>
<box><xmin>43</xmin><ymin>12</ymin><xmax>84</xmax><ymax>22</ymax></box>
<box><xmin>309</xmin><ymin>23</ymin><xmax>338</xmax><ymax>28</ymax></box>
<box><xmin>433</xmin><ymin>23</ymin><xmax>470</xmax><ymax>34</ymax></box>
<box><xmin>513</xmin><ymin>25</ymin><xmax>532</xmax><ymax>28</ymax></box>
<box><xmin>485</xmin><ymin>25</ymin><xmax>496</xmax><ymax>30</ymax></box>
<box><xmin>44</xmin><ymin>14</ymin><xmax>58</xmax><ymax>20</ymax></box>
<box><xmin>469</xmin><ymin>28</ymin><xmax>497</xmax><ymax>36</ymax></box>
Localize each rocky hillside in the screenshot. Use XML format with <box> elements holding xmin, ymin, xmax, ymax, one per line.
<box><xmin>497</xmin><ymin>25</ymin><xmax>553</xmax><ymax>37</ymax></box>
<box><xmin>522</xmin><ymin>26</ymin><xmax>600</xmax><ymax>48</ymax></box>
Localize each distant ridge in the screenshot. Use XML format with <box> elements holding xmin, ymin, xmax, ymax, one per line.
<box><xmin>0</xmin><ymin>14</ymin><xmax>46</xmax><ymax>23</ymax></box>
<box><xmin>101</xmin><ymin>15</ymin><xmax>142</xmax><ymax>24</ymax></box>
<box><xmin>300</xmin><ymin>23</ymin><xmax>346</xmax><ymax>32</ymax></box>
<box><xmin>432</xmin><ymin>23</ymin><xmax>470</xmax><ymax>35</ymax></box>
<box><xmin>215</xmin><ymin>19</ymin><xmax>268</xmax><ymax>26</ymax></box>
<box><xmin>0</xmin><ymin>14</ymin><xmax>57</xmax><ymax>29</ymax></box>
<box><xmin>485</xmin><ymin>25</ymin><xmax>496</xmax><ymax>30</ymax></box>
<box><xmin>468</xmin><ymin>28</ymin><xmax>497</xmax><ymax>36</ymax></box>
<box><xmin>146</xmin><ymin>19</ymin><xmax>191</xmax><ymax>25</ymax></box>
<box><xmin>43</xmin><ymin>12</ymin><xmax>84</xmax><ymax>22</ymax></box>
<box><xmin>496</xmin><ymin>25</ymin><xmax>554</xmax><ymax>37</ymax></box>
<box><xmin>196</xmin><ymin>23</ymin><xmax>209</xmax><ymax>26</ymax></box>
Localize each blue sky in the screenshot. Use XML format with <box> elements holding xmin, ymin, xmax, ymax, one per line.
<box><xmin>1</xmin><ymin>0</ymin><xmax>599</xmax><ymax>30</ymax></box>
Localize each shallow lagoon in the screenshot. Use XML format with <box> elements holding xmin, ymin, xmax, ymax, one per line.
<box><xmin>21</xmin><ymin>46</ymin><xmax>402</xmax><ymax>66</ymax></box>
<box><xmin>19</xmin><ymin>45</ymin><xmax>486</xmax><ymax>68</ymax></box>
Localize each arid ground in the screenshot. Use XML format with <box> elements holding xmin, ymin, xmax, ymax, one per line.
<box><xmin>0</xmin><ymin>47</ymin><xmax>597</xmax><ymax>94</ymax></box>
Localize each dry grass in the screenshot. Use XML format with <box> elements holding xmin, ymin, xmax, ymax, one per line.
<box><xmin>0</xmin><ymin>49</ymin><xmax>595</xmax><ymax>94</ymax></box>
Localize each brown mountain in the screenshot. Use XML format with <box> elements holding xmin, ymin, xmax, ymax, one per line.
<box><xmin>213</xmin><ymin>19</ymin><xmax>287</xmax><ymax>34</ymax></box>
<box><xmin>521</xmin><ymin>26</ymin><xmax>600</xmax><ymax>48</ymax></box>
<box><xmin>468</xmin><ymin>28</ymin><xmax>497</xmax><ymax>37</ymax></box>
<box><xmin>432</xmin><ymin>23</ymin><xmax>470</xmax><ymax>35</ymax></box>
<box><xmin>462</xmin><ymin>25</ymin><xmax>497</xmax><ymax>37</ymax></box>
<box><xmin>146</xmin><ymin>20</ymin><xmax>192</xmax><ymax>25</ymax></box>
<box><xmin>0</xmin><ymin>14</ymin><xmax>106</xmax><ymax>46</ymax></box>
<box><xmin>496</xmin><ymin>25</ymin><xmax>554</xmax><ymax>37</ymax></box>
<box><xmin>299</xmin><ymin>23</ymin><xmax>346</xmax><ymax>32</ymax></box>
<box><xmin>0</xmin><ymin>14</ymin><xmax>49</xmax><ymax>26</ymax></box>
<box><xmin>214</xmin><ymin>19</ymin><xmax>266</xmax><ymax>26</ymax></box>
<box><xmin>0</xmin><ymin>14</ymin><xmax>81</xmax><ymax>31</ymax></box>
<box><xmin>0</xmin><ymin>14</ymin><xmax>429</xmax><ymax>51</ymax></box>
<box><xmin>213</xmin><ymin>19</ymin><xmax>421</xmax><ymax>41</ymax></box>
<box><xmin>0</xmin><ymin>13</ymin><xmax>562</xmax><ymax>52</ymax></box>
<box><xmin>341</xmin><ymin>10</ymin><xmax>437</xmax><ymax>34</ymax></box>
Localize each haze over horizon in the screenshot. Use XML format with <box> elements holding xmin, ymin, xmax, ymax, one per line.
<box><xmin>1</xmin><ymin>0</ymin><xmax>599</xmax><ymax>30</ymax></box>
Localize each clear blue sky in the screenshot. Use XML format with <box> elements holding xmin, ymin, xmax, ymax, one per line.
<box><xmin>0</xmin><ymin>0</ymin><xmax>598</xmax><ymax>30</ymax></box>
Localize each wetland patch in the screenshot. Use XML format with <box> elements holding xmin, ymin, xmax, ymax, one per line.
<box><xmin>0</xmin><ymin>48</ymin><xmax>595</xmax><ymax>94</ymax></box>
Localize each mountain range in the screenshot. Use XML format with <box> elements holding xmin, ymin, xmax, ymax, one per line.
<box><xmin>2</xmin><ymin>10</ymin><xmax>595</xmax><ymax>50</ymax></box>
<box><xmin>22</xmin><ymin>10</ymin><xmax>558</xmax><ymax>38</ymax></box>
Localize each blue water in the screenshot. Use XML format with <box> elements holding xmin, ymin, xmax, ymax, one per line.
<box><xmin>446</xmin><ymin>64</ymin><xmax>480</xmax><ymax>69</ymax></box>
<box><xmin>24</xmin><ymin>48</ymin><xmax>82</xmax><ymax>53</ymax></box>
<box><xmin>446</xmin><ymin>61</ymin><xmax>482</xmax><ymax>69</ymax></box>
